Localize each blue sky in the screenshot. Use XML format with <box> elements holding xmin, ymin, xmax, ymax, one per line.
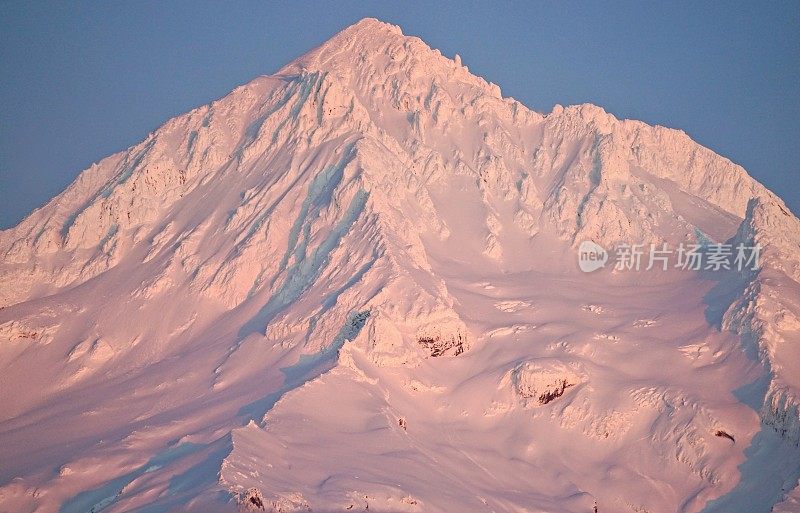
<box><xmin>1</xmin><ymin>1</ymin><xmax>798</xmax><ymax>228</ymax></box>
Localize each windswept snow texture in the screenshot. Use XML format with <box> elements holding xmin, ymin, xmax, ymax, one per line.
<box><xmin>1</xmin><ymin>18</ymin><xmax>799</xmax><ymax>513</ymax></box>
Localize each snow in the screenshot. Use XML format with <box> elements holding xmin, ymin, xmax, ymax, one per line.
<box><xmin>1</xmin><ymin>16</ymin><xmax>799</xmax><ymax>513</ymax></box>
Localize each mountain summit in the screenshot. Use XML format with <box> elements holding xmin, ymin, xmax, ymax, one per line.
<box><xmin>1</xmin><ymin>18</ymin><xmax>799</xmax><ymax>513</ymax></box>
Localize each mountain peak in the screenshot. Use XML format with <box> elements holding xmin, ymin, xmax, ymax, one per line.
<box><xmin>276</xmin><ymin>17</ymin><xmax>499</xmax><ymax>98</ymax></box>
<box><xmin>317</xmin><ymin>17</ymin><xmax>407</xmax><ymax>53</ymax></box>
<box><xmin>340</xmin><ymin>17</ymin><xmax>404</xmax><ymax>37</ymax></box>
<box><xmin>280</xmin><ymin>17</ymin><xmax>411</xmax><ymax>74</ymax></box>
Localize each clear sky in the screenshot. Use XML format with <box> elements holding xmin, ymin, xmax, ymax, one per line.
<box><xmin>1</xmin><ymin>1</ymin><xmax>798</xmax><ymax>228</ymax></box>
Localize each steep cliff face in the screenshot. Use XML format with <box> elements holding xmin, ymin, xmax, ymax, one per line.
<box><xmin>0</xmin><ymin>17</ymin><xmax>798</xmax><ymax>513</ymax></box>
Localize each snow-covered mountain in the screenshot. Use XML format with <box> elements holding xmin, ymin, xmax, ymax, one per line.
<box><xmin>1</xmin><ymin>18</ymin><xmax>799</xmax><ymax>513</ymax></box>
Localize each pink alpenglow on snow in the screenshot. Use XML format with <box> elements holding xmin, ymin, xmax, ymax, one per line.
<box><xmin>1</xmin><ymin>18</ymin><xmax>799</xmax><ymax>513</ymax></box>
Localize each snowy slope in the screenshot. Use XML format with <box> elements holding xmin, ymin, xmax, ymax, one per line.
<box><xmin>1</xmin><ymin>18</ymin><xmax>799</xmax><ymax>513</ymax></box>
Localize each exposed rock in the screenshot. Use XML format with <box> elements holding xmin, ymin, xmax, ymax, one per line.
<box><xmin>511</xmin><ymin>360</ymin><xmax>584</xmax><ymax>406</ymax></box>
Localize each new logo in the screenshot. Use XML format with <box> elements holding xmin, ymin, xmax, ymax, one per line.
<box><xmin>578</xmin><ymin>240</ymin><xmax>608</xmax><ymax>273</ymax></box>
